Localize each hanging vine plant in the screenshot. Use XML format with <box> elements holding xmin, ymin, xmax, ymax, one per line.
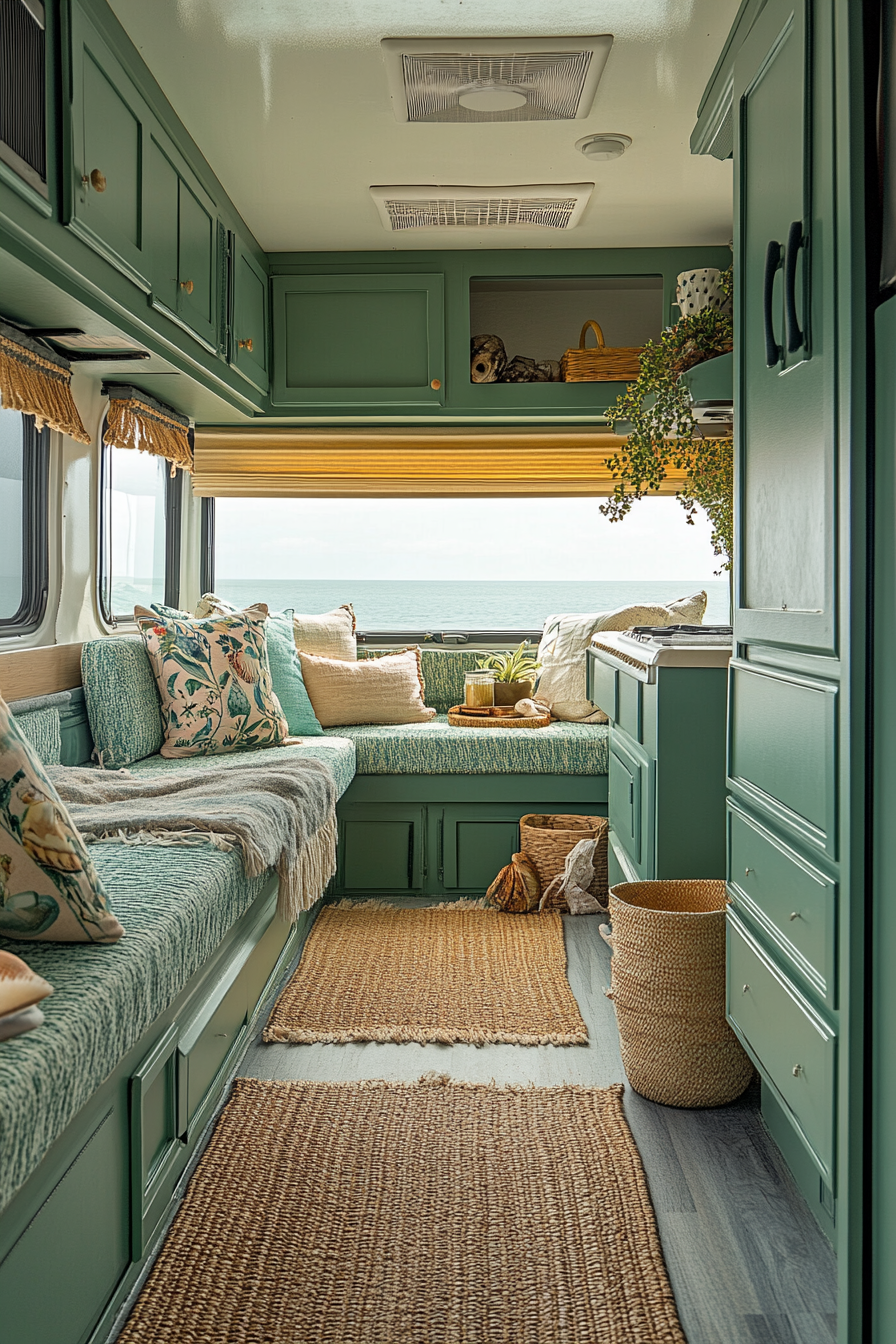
<box><xmin>601</xmin><ymin>301</ymin><xmax>735</xmax><ymax>569</ymax></box>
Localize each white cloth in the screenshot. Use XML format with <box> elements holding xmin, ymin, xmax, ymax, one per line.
<box><xmin>536</xmin><ymin>592</ymin><xmax>707</xmax><ymax>722</ymax></box>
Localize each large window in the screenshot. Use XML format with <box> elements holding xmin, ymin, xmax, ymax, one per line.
<box><xmin>0</xmin><ymin>402</ymin><xmax>49</xmax><ymax>637</ymax></box>
<box><xmin>98</xmin><ymin>442</ymin><xmax>181</xmax><ymax>624</ymax></box>
<box><xmin>209</xmin><ymin>496</ymin><xmax>730</xmax><ymax>638</ymax></box>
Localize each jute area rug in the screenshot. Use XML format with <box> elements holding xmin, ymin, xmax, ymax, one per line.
<box><xmin>118</xmin><ymin>1075</ymin><xmax>686</xmax><ymax>1344</ymax></box>
<box><xmin>263</xmin><ymin>898</ymin><xmax>588</xmax><ymax>1046</ymax></box>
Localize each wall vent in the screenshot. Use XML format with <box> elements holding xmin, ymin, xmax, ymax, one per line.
<box><xmin>0</xmin><ymin>0</ymin><xmax>47</xmax><ymax>197</ymax></box>
<box><xmin>381</xmin><ymin>36</ymin><xmax>613</xmax><ymax>124</ymax></box>
<box><xmin>370</xmin><ymin>184</ymin><xmax>593</xmax><ymax>232</ymax></box>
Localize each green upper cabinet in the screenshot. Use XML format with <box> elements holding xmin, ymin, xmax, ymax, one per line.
<box><xmin>66</xmin><ymin>4</ymin><xmax>152</xmax><ymax>290</ymax></box>
<box><xmin>734</xmin><ymin>0</ymin><xmax>836</xmax><ymax>653</ymax></box>
<box><xmin>230</xmin><ymin>239</ymin><xmax>269</xmax><ymax>392</ymax></box>
<box><xmin>145</xmin><ymin>132</ymin><xmax>220</xmax><ymax>353</ymax></box>
<box><xmin>271</xmin><ymin>273</ymin><xmax>445</xmax><ymax>407</ymax></box>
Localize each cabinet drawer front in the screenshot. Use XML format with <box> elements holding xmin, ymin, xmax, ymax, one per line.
<box><xmin>242</xmin><ymin>910</ymin><xmax>291</xmax><ymax>1014</ymax></box>
<box><xmin>609</xmin><ymin>745</ymin><xmax>642</xmax><ymax>865</ymax></box>
<box><xmin>728</xmin><ymin>805</ymin><xmax>836</xmax><ymax>1005</ymax></box>
<box><xmin>728</xmin><ymin>661</ymin><xmax>837</xmax><ymax>856</ymax></box>
<box><xmin>587</xmin><ymin>653</ymin><xmax>618</xmax><ymax>721</ymax></box>
<box><xmin>616</xmin><ymin>672</ymin><xmax>642</xmax><ymax>742</ymax></box>
<box><xmin>181</xmin><ymin>977</ymin><xmax>247</xmax><ymax>1126</ymax></box>
<box><xmin>727</xmin><ymin>913</ymin><xmax>835</xmax><ymax>1179</ymax></box>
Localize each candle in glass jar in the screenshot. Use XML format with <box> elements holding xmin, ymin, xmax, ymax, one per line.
<box><xmin>464</xmin><ymin>672</ymin><xmax>495</xmax><ymax>708</ymax></box>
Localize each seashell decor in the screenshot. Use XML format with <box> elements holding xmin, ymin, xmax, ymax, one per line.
<box><xmin>486</xmin><ymin>851</ymin><xmax>541</xmax><ymax>914</ymax></box>
<box><xmin>0</xmin><ymin>949</ymin><xmax>54</xmax><ymax>1019</ymax></box>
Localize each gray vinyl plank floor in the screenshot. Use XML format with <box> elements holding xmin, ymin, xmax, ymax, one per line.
<box><xmin>239</xmin><ymin>899</ymin><xmax>838</xmax><ymax>1344</ymax></box>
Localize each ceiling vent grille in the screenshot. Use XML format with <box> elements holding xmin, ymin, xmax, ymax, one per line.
<box><xmin>370</xmin><ymin>184</ymin><xmax>593</xmax><ymax>232</ymax></box>
<box><xmin>381</xmin><ymin>37</ymin><xmax>613</xmax><ymax>124</ymax></box>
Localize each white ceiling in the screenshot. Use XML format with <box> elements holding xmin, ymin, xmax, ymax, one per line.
<box><xmin>107</xmin><ymin>0</ymin><xmax>737</xmax><ymax>253</ymax></box>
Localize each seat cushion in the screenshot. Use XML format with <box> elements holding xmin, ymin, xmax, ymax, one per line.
<box><xmin>128</xmin><ymin>737</ymin><xmax>357</xmax><ymax>799</ymax></box>
<box><xmin>82</xmin><ymin>635</ymin><xmax>164</xmax><ymax>768</ymax></box>
<box><xmin>0</xmin><ymin>843</ymin><xmax>272</xmax><ymax>1211</ymax></box>
<box><xmin>322</xmin><ymin>715</ymin><xmax>607</xmax><ymax>775</ymax></box>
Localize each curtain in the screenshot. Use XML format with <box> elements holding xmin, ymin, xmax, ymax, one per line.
<box><xmin>103</xmin><ymin>383</ymin><xmax>192</xmax><ymax>474</ymax></box>
<box><xmin>0</xmin><ymin>319</ymin><xmax>90</xmax><ymax>442</ymax></box>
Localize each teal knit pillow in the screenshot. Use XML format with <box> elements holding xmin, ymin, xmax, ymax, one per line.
<box><xmin>262</xmin><ymin>609</ymin><xmax>323</xmax><ymax>737</ymax></box>
<box><xmin>82</xmin><ymin>636</ymin><xmax>164</xmax><ymax>768</ymax></box>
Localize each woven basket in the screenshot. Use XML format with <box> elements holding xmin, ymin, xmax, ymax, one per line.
<box><xmin>519</xmin><ymin>814</ymin><xmax>609</xmax><ymax>909</ymax></box>
<box><xmin>560</xmin><ymin>320</ymin><xmax>642</xmax><ymax>382</ymax></box>
<box><xmin>605</xmin><ymin>880</ymin><xmax>754</xmax><ymax>1108</ymax></box>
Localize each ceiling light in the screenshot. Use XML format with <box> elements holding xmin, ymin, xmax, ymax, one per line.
<box><xmin>576</xmin><ymin>133</ymin><xmax>631</xmax><ymax>161</ymax></box>
<box><xmin>457</xmin><ymin>84</ymin><xmax>529</xmax><ymax>113</ymax></box>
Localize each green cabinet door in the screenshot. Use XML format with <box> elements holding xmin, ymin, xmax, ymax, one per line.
<box><xmin>67</xmin><ymin>5</ymin><xmax>151</xmax><ymax>290</ymax></box>
<box><xmin>231</xmin><ymin>240</ymin><xmax>270</xmax><ymax>391</ymax></box>
<box><xmin>177</xmin><ymin>176</ymin><xmax>218</xmax><ymax>349</ymax></box>
<box><xmin>271</xmin><ymin>273</ymin><xmax>445</xmax><ymax>406</ymax></box>
<box><xmin>145</xmin><ymin>131</ymin><xmax>180</xmax><ymax>311</ymax></box>
<box><xmin>734</xmin><ymin>0</ymin><xmax>835</xmax><ymax>652</ymax></box>
<box><xmin>338</xmin><ymin>805</ymin><xmax>426</xmax><ymax>892</ymax></box>
<box><xmin>439</xmin><ymin>806</ymin><xmax>522</xmax><ymax>892</ymax></box>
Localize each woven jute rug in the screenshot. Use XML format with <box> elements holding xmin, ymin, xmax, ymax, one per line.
<box><xmin>118</xmin><ymin>1075</ymin><xmax>686</xmax><ymax>1344</ymax></box>
<box><xmin>263</xmin><ymin>898</ymin><xmax>588</xmax><ymax>1045</ymax></box>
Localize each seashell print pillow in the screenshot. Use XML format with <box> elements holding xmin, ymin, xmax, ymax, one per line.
<box><xmin>135</xmin><ymin>604</ymin><xmax>288</xmax><ymax>758</ymax></box>
<box><xmin>0</xmin><ymin>695</ymin><xmax>123</xmax><ymax>942</ymax></box>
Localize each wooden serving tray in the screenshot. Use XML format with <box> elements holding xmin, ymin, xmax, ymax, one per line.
<box><xmin>447</xmin><ymin>705</ymin><xmax>552</xmax><ymax>729</ymax></box>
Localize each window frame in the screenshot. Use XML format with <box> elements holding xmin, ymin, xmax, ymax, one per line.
<box><xmin>0</xmin><ymin>411</ymin><xmax>50</xmax><ymax>639</ymax></box>
<box><xmin>97</xmin><ymin>431</ymin><xmax>183</xmax><ymax>626</ymax></box>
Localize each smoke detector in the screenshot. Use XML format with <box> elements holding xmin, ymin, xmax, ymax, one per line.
<box><xmin>369</xmin><ymin>184</ymin><xmax>593</xmax><ymax>232</ymax></box>
<box><xmin>577</xmin><ymin>133</ymin><xmax>631</xmax><ymax>161</ymax></box>
<box><xmin>381</xmin><ymin>36</ymin><xmax>613</xmax><ymax>124</ymax></box>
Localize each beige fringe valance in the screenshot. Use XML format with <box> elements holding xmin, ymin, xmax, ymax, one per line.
<box><xmin>0</xmin><ymin>320</ymin><xmax>91</xmax><ymax>443</ymax></box>
<box><xmin>103</xmin><ymin>383</ymin><xmax>192</xmax><ymax>475</ymax></box>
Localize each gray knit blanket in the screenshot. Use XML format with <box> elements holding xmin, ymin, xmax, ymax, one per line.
<box><xmin>47</xmin><ymin>759</ymin><xmax>337</xmax><ymax>922</ymax></box>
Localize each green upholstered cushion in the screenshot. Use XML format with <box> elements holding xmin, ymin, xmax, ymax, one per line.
<box><xmin>418</xmin><ymin>649</ymin><xmax>484</xmax><ymax>713</ymax></box>
<box><xmin>128</xmin><ymin>737</ymin><xmax>357</xmax><ymax>800</ymax></box>
<box><xmin>82</xmin><ymin>636</ymin><xmax>164</xmax><ymax>768</ymax></box>
<box><xmin>322</xmin><ymin>715</ymin><xmax>607</xmax><ymax>775</ymax></box>
<box><xmin>264</xmin><ymin>610</ymin><xmax>323</xmax><ymax>736</ymax></box>
<box><xmin>0</xmin><ymin>844</ymin><xmax>273</xmax><ymax>1211</ymax></box>
<box><xmin>10</xmin><ymin>707</ymin><xmax>62</xmax><ymax>765</ymax></box>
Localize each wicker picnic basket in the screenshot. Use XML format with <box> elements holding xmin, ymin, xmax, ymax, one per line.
<box><xmin>519</xmin><ymin>813</ymin><xmax>609</xmax><ymax>908</ymax></box>
<box><xmin>560</xmin><ymin>320</ymin><xmax>642</xmax><ymax>382</ymax></box>
<box><xmin>603</xmin><ymin>880</ymin><xmax>754</xmax><ymax>1108</ymax></box>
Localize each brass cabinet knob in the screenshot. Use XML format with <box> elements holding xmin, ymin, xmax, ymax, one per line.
<box><xmin>238</xmin><ymin>338</ymin><xmax>253</xmax><ymax>352</ymax></box>
<box><xmin>792</xmin><ymin>1064</ymin><xmax>802</xmax><ymax>1077</ymax></box>
<box><xmin>180</xmin><ymin>279</ymin><xmax>194</xmax><ymax>295</ymax></box>
<box><xmin>744</xmin><ymin>867</ymin><xmax>752</xmax><ymax>876</ymax></box>
<box><xmin>742</xmin><ymin>984</ymin><xmax>750</xmax><ymax>993</ymax></box>
<box><xmin>430</xmin><ymin>378</ymin><xmax>442</xmax><ymax>390</ymax></box>
<box><xmin>82</xmin><ymin>169</ymin><xmax>107</xmax><ymax>192</ymax></box>
<box><xmin>789</xmin><ymin>910</ymin><xmax>800</xmax><ymax>921</ymax></box>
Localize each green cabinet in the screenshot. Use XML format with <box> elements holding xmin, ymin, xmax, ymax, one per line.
<box><xmin>230</xmin><ymin>238</ymin><xmax>269</xmax><ymax>391</ymax></box>
<box><xmin>146</xmin><ymin>132</ymin><xmax>220</xmax><ymax>352</ymax></box>
<box><xmin>66</xmin><ymin>4</ymin><xmax>152</xmax><ymax>289</ymax></box>
<box><xmin>439</xmin><ymin>805</ymin><xmax>526</xmax><ymax>891</ymax></box>
<box><xmin>271</xmin><ymin>272</ymin><xmax>445</xmax><ymax>407</ymax></box>
<box><xmin>338</xmin><ymin>805</ymin><xmax>426</xmax><ymax>892</ymax></box>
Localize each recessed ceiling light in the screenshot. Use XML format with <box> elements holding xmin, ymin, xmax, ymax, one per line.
<box><xmin>576</xmin><ymin>133</ymin><xmax>632</xmax><ymax>161</ymax></box>
<box><xmin>457</xmin><ymin>84</ymin><xmax>529</xmax><ymax>113</ymax></box>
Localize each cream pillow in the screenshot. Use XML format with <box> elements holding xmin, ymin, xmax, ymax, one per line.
<box><xmin>298</xmin><ymin>647</ymin><xmax>436</xmax><ymax>728</ymax></box>
<box><xmin>196</xmin><ymin>594</ymin><xmax>357</xmax><ymax>661</ymax></box>
<box><xmin>537</xmin><ymin>592</ymin><xmax>707</xmax><ymax>722</ymax></box>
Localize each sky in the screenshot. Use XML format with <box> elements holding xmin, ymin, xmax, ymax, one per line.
<box><xmin>214</xmin><ymin>495</ymin><xmax>722</xmax><ymax>582</ymax></box>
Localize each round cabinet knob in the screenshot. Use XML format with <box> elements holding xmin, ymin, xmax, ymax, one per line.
<box><xmin>792</xmin><ymin>1064</ymin><xmax>802</xmax><ymax>1077</ymax></box>
<box><xmin>238</xmin><ymin>338</ymin><xmax>253</xmax><ymax>352</ymax></box>
<box><xmin>180</xmin><ymin>279</ymin><xmax>194</xmax><ymax>295</ymax></box>
<box><xmin>89</xmin><ymin>168</ymin><xmax>107</xmax><ymax>192</ymax></box>
<box><xmin>742</xmin><ymin>984</ymin><xmax>750</xmax><ymax>994</ymax></box>
<box><xmin>744</xmin><ymin>867</ymin><xmax>752</xmax><ymax>876</ymax></box>
<box><xmin>789</xmin><ymin>911</ymin><xmax>800</xmax><ymax>921</ymax></box>
<box><xmin>430</xmin><ymin>378</ymin><xmax>442</xmax><ymax>390</ymax></box>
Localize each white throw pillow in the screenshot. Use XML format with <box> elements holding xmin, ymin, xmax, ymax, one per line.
<box><xmin>195</xmin><ymin>594</ymin><xmax>357</xmax><ymax>661</ymax></box>
<box><xmin>537</xmin><ymin>592</ymin><xmax>707</xmax><ymax>722</ymax></box>
<box><xmin>298</xmin><ymin>647</ymin><xmax>436</xmax><ymax>727</ymax></box>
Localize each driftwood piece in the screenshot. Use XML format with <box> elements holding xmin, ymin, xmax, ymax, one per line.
<box><xmin>500</xmin><ymin>355</ymin><xmax>548</xmax><ymax>383</ymax></box>
<box><xmin>537</xmin><ymin>359</ymin><xmax>562</xmax><ymax>382</ymax></box>
<box><xmin>470</xmin><ymin>334</ymin><xmax>507</xmax><ymax>383</ymax></box>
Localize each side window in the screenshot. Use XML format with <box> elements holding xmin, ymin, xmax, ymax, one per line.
<box><xmin>0</xmin><ymin>403</ymin><xmax>49</xmax><ymax>637</ymax></box>
<box><xmin>98</xmin><ymin>438</ymin><xmax>182</xmax><ymax>624</ymax></box>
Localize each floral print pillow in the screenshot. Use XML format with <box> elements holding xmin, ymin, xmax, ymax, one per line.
<box><xmin>135</xmin><ymin>604</ymin><xmax>288</xmax><ymax>758</ymax></box>
<box><xmin>0</xmin><ymin>694</ymin><xmax>123</xmax><ymax>942</ymax></box>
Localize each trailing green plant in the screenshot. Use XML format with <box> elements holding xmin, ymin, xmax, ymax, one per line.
<box><xmin>601</xmin><ymin>303</ymin><xmax>734</xmax><ymax>569</ymax></box>
<box><xmin>476</xmin><ymin>641</ymin><xmax>542</xmax><ymax>683</ymax></box>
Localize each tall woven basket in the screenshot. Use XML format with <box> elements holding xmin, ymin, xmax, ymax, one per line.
<box><xmin>605</xmin><ymin>880</ymin><xmax>753</xmax><ymax>1108</ymax></box>
<box><xmin>519</xmin><ymin>814</ymin><xmax>609</xmax><ymax>908</ymax></box>
<box><xmin>560</xmin><ymin>320</ymin><xmax>642</xmax><ymax>382</ymax></box>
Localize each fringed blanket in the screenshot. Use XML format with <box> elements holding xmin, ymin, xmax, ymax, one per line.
<box><xmin>47</xmin><ymin>759</ymin><xmax>337</xmax><ymax>923</ymax></box>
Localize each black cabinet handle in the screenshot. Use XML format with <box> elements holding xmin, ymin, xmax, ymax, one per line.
<box><xmin>763</xmin><ymin>239</ymin><xmax>783</xmax><ymax>367</ymax></box>
<box><xmin>784</xmin><ymin>219</ymin><xmax>805</xmax><ymax>352</ymax></box>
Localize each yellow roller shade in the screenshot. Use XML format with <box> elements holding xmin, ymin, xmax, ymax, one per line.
<box><xmin>192</xmin><ymin>427</ymin><xmax>690</xmax><ymax>498</ymax></box>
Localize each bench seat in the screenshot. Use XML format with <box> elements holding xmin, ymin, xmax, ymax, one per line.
<box><xmin>0</xmin><ymin>843</ymin><xmax>271</xmax><ymax>1211</ymax></box>
<box><xmin>127</xmin><ymin>735</ymin><xmax>357</xmax><ymax>798</ymax></box>
<box><xmin>322</xmin><ymin>715</ymin><xmax>608</xmax><ymax>775</ymax></box>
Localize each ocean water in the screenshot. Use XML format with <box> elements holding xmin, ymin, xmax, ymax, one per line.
<box><xmin>210</xmin><ymin>578</ymin><xmax>731</xmax><ymax>630</ymax></box>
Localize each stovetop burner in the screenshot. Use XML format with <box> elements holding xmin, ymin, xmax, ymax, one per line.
<box><xmin>624</xmin><ymin>624</ymin><xmax>733</xmax><ymax>645</ymax></box>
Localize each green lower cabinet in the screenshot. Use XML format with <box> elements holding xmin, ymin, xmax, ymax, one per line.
<box><xmin>0</xmin><ymin>1108</ymin><xmax>129</xmax><ymax>1344</ymax></box>
<box><xmin>338</xmin><ymin>805</ymin><xmax>426</xmax><ymax>892</ymax></box>
<box><xmin>130</xmin><ymin>1025</ymin><xmax>182</xmax><ymax>1260</ymax></box>
<box><xmin>439</xmin><ymin>806</ymin><xmax>526</xmax><ymax>892</ymax></box>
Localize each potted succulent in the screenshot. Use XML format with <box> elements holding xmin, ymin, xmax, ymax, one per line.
<box><xmin>476</xmin><ymin>642</ymin><xmax>542</xmax><ymax>706</ymax></box>
<box><xmin>602</xmin><ymin>280</ymin><xmax>734</xmax><ymax>569</ymax></box>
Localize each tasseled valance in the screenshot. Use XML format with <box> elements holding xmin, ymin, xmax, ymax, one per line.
<box><xmin>103</xmin><ymin>383</ymin><xmax>193</xmax><ymax>474</ymax></box>
<box><xmin>0</xmin><ymin>319</ymin><xmax>91</xmax><ymax>443</ymax></box>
